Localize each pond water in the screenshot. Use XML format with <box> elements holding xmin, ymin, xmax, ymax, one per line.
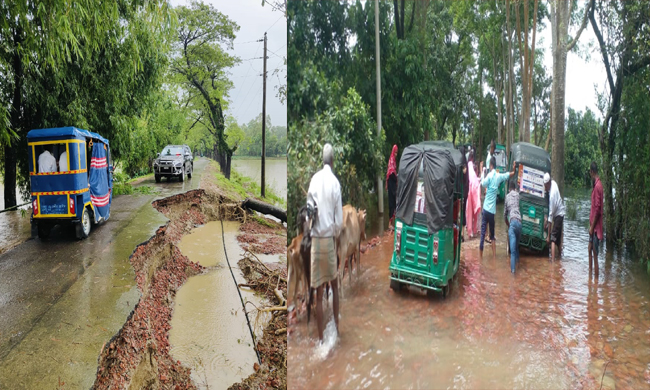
<box><xmin>169</xmin><ymin>221</ymin><xmax>271</xmax><ymax>389</ymax></box>
<box><xmin>232</xmin><ymin>157</ymin><xmax>287</xmax><ymax>201</ymax></box>
<box><xmin>288</xmin><ymin>188</ymin><xmax>650</xmax><ymax>389</ymax></box>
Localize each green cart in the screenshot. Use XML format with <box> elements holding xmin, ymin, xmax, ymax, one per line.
<box><xmin>389</xmin><ymin>141</ymin><xmax>464</xmax><ymax>298</ymax></box>
<box><xmin>508</xmin><ymin>142</ymin><xmax>551</xmax><ymax>253</ymax></box>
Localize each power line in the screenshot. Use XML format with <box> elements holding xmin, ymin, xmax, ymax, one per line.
<box><xmin>234</xmin><ymin>39</ymin><xmax>264</xmax><ymax>45</ymax></box>
<box><xmin>230</xmin><ymin>40</ymin><xmax>263</xmax><ymax>106</ymax></box>
<box><xmin>265</xmin><ymin>15</ymin><xmax>284</xmax><ymax>33</ymax></box>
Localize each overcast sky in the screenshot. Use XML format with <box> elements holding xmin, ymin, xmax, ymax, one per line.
<box><xmin>536</xmin><ymin>15</ymin><xmax>607</xmax><ymax>119</ymax></box>
<box><xmin>170</xmin><ymin>0</ymin><xmax>287</xmax><ymax>128</ymax></box>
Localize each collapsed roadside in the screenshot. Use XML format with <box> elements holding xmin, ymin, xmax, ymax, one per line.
<box><xmin>93</xmin><ymin>160</ymin><xmax>287</xmax><ymax>389</ymax></box>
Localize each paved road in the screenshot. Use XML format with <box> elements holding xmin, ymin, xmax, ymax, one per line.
<box><xmin>0</xmin><ymin>158</ymin><xmax>207</xmax><ymax>389</ymax></box>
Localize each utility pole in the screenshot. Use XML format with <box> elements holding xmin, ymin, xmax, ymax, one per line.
<box><xmin>375</xmin><ymin>0</ymin><xmax>384</xmax><ymax>214</ymax></box>
<box><xmin>261</xmin><ymin>32</ymin><xmax>267</xmax><ymax>198</ymax></box>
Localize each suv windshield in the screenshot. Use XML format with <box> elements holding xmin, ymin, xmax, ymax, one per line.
<box><xmin>162</xmin><ymin>146</ymin><xmax>183</xmax><ymax>156</ymax></box>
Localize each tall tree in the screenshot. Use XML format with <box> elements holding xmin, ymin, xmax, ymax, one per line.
<box><xmin>549</xmin><ymin>0</ymin><xmax>591</xmax><ymax>193</ymax></box>
<box><xmin>170</xmin><ymin>1</ymin><xmax>240</xmax><ymax>179</ymax></box>
<box><xmin>0</xmin><ymin>0</ymin><xmax>171</xmax><ymax>208</ymax></box>
<box><xmin>589</xmin><ymin>0</ymin><xmax>650</xmax><ymax>240</ymax></box>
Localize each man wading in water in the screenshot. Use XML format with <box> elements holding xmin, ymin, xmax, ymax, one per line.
<box><xmin>307</xmin><ymin>143</ymin><xmax>343</xmax><ymax>342</ymax></box>
<box><xmin>480</xmin><ymin>156</ymin><xmax>514</xmax><ymax>259</ymax></box>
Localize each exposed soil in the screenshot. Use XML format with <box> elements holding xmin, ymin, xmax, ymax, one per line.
<box><xmin>229</xmin><ymin>257</ymin><xmax>287</xmax><ymax>390</ymax></box>
<box><xmin>93</xmin><ymin>187</ymin><xmax>287</xmax><ymax>389</ymax></box>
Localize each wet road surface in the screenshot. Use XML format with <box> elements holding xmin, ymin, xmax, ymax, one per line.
<box><xmin>288</xmin><ymin>195</ymin><xmax>650</xmax><ymax>389</ymax></box>
<box><xmin>0</xmin><ymin>158</ymin><xmax>207</xmax><ymax>389</ymax></box>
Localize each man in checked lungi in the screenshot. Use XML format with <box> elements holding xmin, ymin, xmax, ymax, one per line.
<box><xmin>307</xmin><ymin>143</ymin><xmax>343</xmax><ymax>342</ymax></box>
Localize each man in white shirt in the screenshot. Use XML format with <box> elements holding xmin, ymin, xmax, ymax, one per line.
<box><xmin>59</xmin><ymin>150</ymin><xmax>68</xmax><ymax>172</ymax></box>
<box><xmin>544</xmin><ymin>172</ymin><xmax>565</xmax><ymax>262</ymax></box>
<box><xmin>38</xmin><ymin>146</ymin><xmax>57</xmax><ymax>173</ymax></box>
<box><xmin>307</xmin><ymin>143</ymin><xmax>343</xmax><ymax>342</ymax></box>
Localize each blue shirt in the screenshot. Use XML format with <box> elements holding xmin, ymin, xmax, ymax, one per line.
<box><xmin>481</xmin><ymin>169</ymin><xmax>510</xmax><ymax>214</ymax></box>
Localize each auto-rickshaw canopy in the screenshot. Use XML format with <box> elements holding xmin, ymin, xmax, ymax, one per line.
<box><xmin>510</xmin><ymin>142</ymin><xmax>551</xmax><ymax>172</ymax></box>
<box><xmin>395</xmin><ymin>142</ymin><xmax>460</xmax><ymax>235</ymax></box>
<box><xmin>27</xmin><ymin>127</ymin><xmax>109</xmax><ymax>144</ymax></box>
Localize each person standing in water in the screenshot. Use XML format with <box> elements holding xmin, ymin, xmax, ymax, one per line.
<box><xmin>544</xmin><ymin>172</ymin><xmax>565</xmax><ymax>262</ymax></box>
<box><xmin>386</xmin><ymin>144</ymin><xmax>398</xmax><ymax>229</ymax></box>
<box><xmin>588</xmin><ymin>162</ymin><xmax>603</xmax><ymax>276</ymax></box>
<box><xmin>307</xmin><ymin>143</ymin><xmax>343</xmax><ymax>343</ymax></box>
<box><xmin>466</xmin><ymin>150</ymin><xmax>481</xmax><ymax>239</ymax></box>
<box><xmin>480</xmin><ymin>156</ymin><xmax>514</xmax><ymax>259</ymax></box>
<box><xmin>504</xmin><ymin>179</ymin><xmax>522</xmax><ymax>274</ymax></box>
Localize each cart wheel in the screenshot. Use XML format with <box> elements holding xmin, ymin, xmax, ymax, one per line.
<box><xmin>426</xmin><ymin>289</ymin><xmax>436</xmax><ymax>298</ymax></box>
<box><xmin>155</xmin><ymin>174</ymin><xmax>161</xmax><ymax>183</ymax></box>
<box><xmin>37</xmin><ymin>222</ymin><xmax>51</xmax><ymax>240</ymax></box>
<box><xmin>179</xmin><ymin>167</ymin><xmax>185</xmax><ymax>182</ymax></box>
<box><xmin>187</xmin><ymin>165</ymin><xmax>193</xmax><ymax>179</ymax></box>
<box><xmin>31</xmin><ymin>221</ymin><xmax>38</xmax><ymax>238</ymax></box>
<box><xmin>75</xmin><ymin>207</ymin><xmax>91</xmax><ymax>239</ymax></box>
<box><xmin>442</xmin><ymin>283</ymin><xmax>450</xmax><ymax>298</ymax></box>
<box><xmin>389</xmin><ymin>278</ymin><xmax>402</xmax><ymax>292</ymax></box>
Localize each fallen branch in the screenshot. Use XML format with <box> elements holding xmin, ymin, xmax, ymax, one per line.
<box><xmin>244</xmin><ymin>250</ymin><xmax>287</xmax><ymax>284</ymax></box>
<box><xmin>275</xmin><ymin>328</ymin><xmax>287</xmax><ymax>335</ymax></box>
<box><xmin>238</xmin><ymin>283</ymin><xmax>258</xmax><ymax>289</ymax></box>
<box><xmin>274</xmin><ymin>288</ymin><xmax>286</xmax><ymax>306</ymax></box>
<box><xmin>260</xmin><ymin>306</ymin><xmax>287</xmax><ymax>312</ymax></box>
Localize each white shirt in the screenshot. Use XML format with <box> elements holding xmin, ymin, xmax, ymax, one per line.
<box><xmin>38</xmin><ymin>150</ymin><xmax>57</xmax><ymax>173</ymax></box>
<box><xmin>548</xmin><ymin>180</ymin><xmax>565</xmax><ymax>221</ymax></box>
<box><xmin>307</xmin><ymin>164</ymin><xmax>343</xmax><ymax>238</ymax></box>
<box><xmin>59</xmin><ymin>151</ymin><xmax>68</xmax><ymax>172</ymax></box>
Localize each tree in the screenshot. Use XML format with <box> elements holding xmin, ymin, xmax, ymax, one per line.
<box><xmin>0</xmin><ymin>0</ymin><xmax>171</xmax><ymax>208</ymax></box>
<box><xmin>170</xmin><ymin>0</ymin><xmax>240</xmax><ymax>179</ymax></box>
<box><xmin>589</xmin><ymin>0</ymin><xmax>650</xmax><ymax>241</ymax></box>
<box><xmin>549</xmin><ymin>0</ymin><xmax>591</xmax><ymax>193</ymax></box>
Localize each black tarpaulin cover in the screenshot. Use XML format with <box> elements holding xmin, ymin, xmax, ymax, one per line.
<box><xmin>395</xmin><ymin>144</ymin><xmax>457</xmax><ymax>234</ymax></box>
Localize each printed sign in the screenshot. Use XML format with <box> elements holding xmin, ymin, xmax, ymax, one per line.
<box><xmin>414</xmin><ymin>181</ymin><xmax>426</xmax><ymax>213</ymax></box>
<box><xmin>519</xmin><ymin>164</ymin><xmax>545</xmax><ymax>198</ymax></box>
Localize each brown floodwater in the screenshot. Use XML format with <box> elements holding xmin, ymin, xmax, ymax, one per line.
<box><xmin>288</xmin><ymin>192</ymin><xmax>650</xmax><ymax>390</ymax></box>
<box><xmin>170</xmin><ymin>221</ymin><xmax>272</xmax><ymax>389</ymax></box>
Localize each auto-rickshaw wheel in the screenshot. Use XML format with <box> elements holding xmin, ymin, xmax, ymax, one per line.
<box><xmin>75</xmin><ymin>207</ymin><xmax>91</xmax><ymax>239</ymax></box>
<box><xmin>442</xmin><ymin>283</ymin><xmax>450</xmax><ymax>298</ymax></box>
<box><xmin>389</xmin><ymin>278</ymin><xmax>402</xmax><ymax>292</ymax></box>
<box><xmin>37</xmin><ymin>222</ymin><xmax>51</xmax><ymax>240</ymax></box>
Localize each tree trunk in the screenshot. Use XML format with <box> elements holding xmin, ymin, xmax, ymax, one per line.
<box><xmin>4</xmin><ymin>27</ymin><xmax>23</xmax><ymax>209</ymax></box>
<box><xmin>492</xmin><ymin>45</ymin><xmax>503</xmax><ymax>144</ymax></box>
<box><xmin>215</xmin><ymin>145</ymin><xmax>232</xmax><ymax>179</ymax></box>
<box><xmin>506</xmin><ymin>1</ymin><xmax>516</xmax><ymax>153</ymax></box>
<box><xmin>551</xmin><ymin>0</ymin><xmax>569</xmax><ymax>195</ymax></box>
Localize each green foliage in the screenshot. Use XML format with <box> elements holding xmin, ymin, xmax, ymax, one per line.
<box><xmin>288</xmin><ymin>88</ymin><xmax>384</xmax><ymax>236</ymax></box>
<box><xmin>564</xmin><ymin>107</ymin><xmax>601</xmax><ymax>187</ymax></box>
<box><xmin>169</xmin><ymin>0</ymin><xmax>240</xmax><ymax>172</ymax></box>
<box><xmin>113</xmin><ymin>183</ymin><xmax>134</xmax><ymax>196</ymax></box>
<box><xmin>565</xmin><ymin>197</ymin><xmax>578</xmax><ymax>220</ymax></box>
<box><xmin>235</xmin><ymin>114</ymin><xmax>287</xmax><ymax>157</ymax></box>
<box><xmin>210</xmin><ymin>161</ymin><xmax>284</xmax><ymax>207</ymax></box>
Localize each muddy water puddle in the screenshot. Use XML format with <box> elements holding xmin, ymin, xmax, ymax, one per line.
<box><xmin>289</xmin><ymin>197</ymin><xmax>650</xmax><ymax>389</ymax></box>
<box><xmin>170</xmin><ymin>221</ymin><xmax>272</xmax><ymax>389</ymax></box>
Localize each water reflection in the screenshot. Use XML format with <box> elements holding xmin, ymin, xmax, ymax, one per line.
<box><xmin>288</xmin><ymin>190</ymin><xmax>650</xmax><ymax>389</ymax></box>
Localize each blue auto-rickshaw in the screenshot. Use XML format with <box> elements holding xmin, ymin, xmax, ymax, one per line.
<box><xmin>28</xmin><ymin>127</ymin><xmax>113</xmax><ymax>239</ymax></box>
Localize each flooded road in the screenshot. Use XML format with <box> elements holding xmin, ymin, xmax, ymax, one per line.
<box><xmin>288</xmin><ymin>190</ymin><xmax>650</xmax><ymax>389</ymax></box>
<box><xmin>0</xmin><ymin>158</ymin><xmax>207</xmax><ymax>389</ymax></box>
<box><xmin>169</xmin><ymin>221</ymin><xmax>272</xmax><ymax>389</ymax></box>
<box><xmin>232</xmin><ymin>157</ymin><xmax>287</xmax><ymax>201</ymax></box>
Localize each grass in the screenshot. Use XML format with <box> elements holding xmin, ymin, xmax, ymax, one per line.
<box><xmin>210</xmin><ymin>160</ymin><xmax>286</xmax><ymax>208</ymax></box>
<box><xmin>128</xmin><ymin>173</ymin><xmax>154</xmax><ymax>183</ymax></box>
<box><xmin>565</xmin><ymin>197</ymin><xmax>578</xmax><ymax>220</ymax></box>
